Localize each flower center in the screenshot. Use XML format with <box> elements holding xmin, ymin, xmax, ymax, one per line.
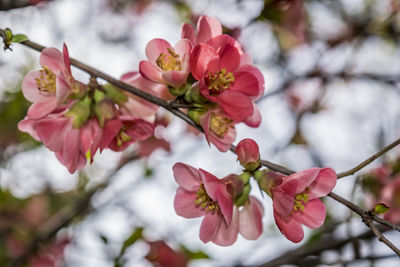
<box><xmin>206</xmin><ymin>68</ymin><xmax>235</xmax><ymax>94</ymax></box>
<box><xmin>156</xmin><ymin>48</ymin><xmax>182</xmax><ymax>71</ymax></box>
<box><xmin>293</xmin><ymin>187</ymin><xmax>310</xmax><ymax>212</ymax></box>
<box><xmin>116</xmin><ymin>129</ymin><xmax>132</xmax><ymax>147</ymax></box>
<box><xmin>210</xmin><ymin>114</ymin><xmax>233</xmax><ymax>138</ymax></box>
<box><xmin>35</xmin><ymin>66</ymin><xmax>56</xmax><ymax>93</ymax></box>
<box><xmin>195</xmin><ymin>184</ymin><xmax>220</xmax><ymax>214</ymax></box>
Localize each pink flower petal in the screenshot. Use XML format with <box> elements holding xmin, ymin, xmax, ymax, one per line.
<box><xmin>209</xmin><ymin>126</ymin><xmax>236</xmax><ymax>152</ymax></box>
<box><xmin>212</xmin><ymin>207</ymin><xmax>239</xmax><ymax>246</ymax></box>
<box><xmin>100</xmin><ymin>119</ymin><xmax>122</xmax><ymax>151</ymax></box>
<box><xmin>145</xmin><ymin>38</ymin><xmax>172</xmax><ymax>63</ymax></box>
<box><xmin>215</xmin><ymin>185</ymin><xmax>233</xmax><ymax>225</ymax></box>
<box><xmin>39</xmin><ymin>47</ymin><xmax>64</xmax><ymax>75</ymax></box>
<box><xmin>35</xmin><ymin>117</ymin><xmax>68</xmax><ymax>151</ymax></box>
<box><xmin>230</xmin><ymin>66</ymin><xmax>263</xmax><ymax>96</ymax></box>
<box><xmin>199</xmin><ymin>213</ymin><xmax>221</xmax><ymax>243</ymax></box>
<box><xmin>162</xmin><ymin>70</ymin><xmax>188</xmax><ymax>88</ymax></box>
<box><xmin>239</xmin><ymin>196</ymin><xmax>264</xmax><ymax>240</ymax></box>
<box><xmin>217</xmin><ymin>43</ymin><xmax>240</xmax><ymax>72</ymax></box>
<box><xmin>22</xmin><ymin>71</ymin><xmax>52</xmax><ymax>103</ymax></box>
<box><xmin>18</xmin><ymin>117</ymin><xmax>40</xmax><ymax>141</ymax></box>
<box><xmin>216</xmin><ymin>91</ymin><xmax>253</xmax><ymax>122</ymax></box>
<box><xmin>200</xmin><ymin>168</ymin><xmax>222</xmax><ymax>199</ymax></box>
<box><xmin>174</xmin><ymin>187</ymin><xmax>204</xmax><ymax>218</ymax></box>
<box><xmin>243</xmin><ymin>103</ymin><xmax>262</xmax><ymax>127</ymax></box>
<box><xmin>181</xmin><ymin>23</ymin><xmax>196</xmax><ymax>44</ymax></box>
<box><xmin>56</xmin><ymin>72</ymin><xmax>71</xmax><ymax>104</ymax></box>
<box><xmin>283</xmin><ymin>168</ymin><xmax>320</xmax><ymax>194</ymax></box>
<box><xmin>272</xmin><ymin>178</ymin><xmax>297</xmax><ymax>219</ymax></box>
<box><xmin>190</xmin><ymin>44</ymin><xmax>219</xmax><ymax>80</ymax></box>
<box><xmin>139</xmin><ymin>60</ymin><xmax>164</xmax><ymax>84</ymax></box>
<box><xmin>173</xmin><ymin>162</ymin><xmax>202</xmax><ymax>190</ymax></box>
<box><xmin>308</xmin><ymin>168</ymin><xmax>337</xmax><ymax>199</ymax></box>
<box><xmin>199</xmin><ymin>111</ymin><xmax>212</xmax><ymax>145</ymax></box>
<box><xmin>27</xmin><ymin>100</ymin><xmax>58</xmax><ymax>119</ymax></box>
<box><xmin>174</xmin><ymin>38</ymin><xmax>192</xmax><ymax>59</ymax></box>
<box><xmin>274</xmin><ymin>210</ymin><xmax>304</xmax><ymax>243</ymax></box>
<box><xmin>62</xmin><ymin>126</ymin><xmax>84</xmax><ymax>173</ymax></box>
<box><xmin>196</xmin><ymin>15</ymin><xmax>222</xmax><ymax>44</ymax></box>
<box><xmin>293</xmin><ymin>199</ymin><xmax>326</xmax><ymax>229</ymax></box>
<box><xmin>62</xmin><ymin>43</ymin><xmax>72</xmax><ymax>76</ymax></box>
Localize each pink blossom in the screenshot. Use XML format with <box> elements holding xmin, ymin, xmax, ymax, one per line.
<box><xmin>181</xmin><ymin>15</ymin><xmax>223</xmax><ymax>45</ymax></box>
<box><xmin>380</xmin><ymin>177</ymin><xmax>400</xmax><ymax>223</ymax></box>
<box><xmin>145</xmin><ymin>240</ymin><xmax>188</xmax><ymax>267</ymax></box>
<box><xmin>199</xmin><ymin>108</ymin><xmax>237</xmax><ymax>152</ymax></box>
<box><xmin>271</xmin><ymin>168</ymin><xmax>337</xmax><ymax>243</ymax></box>
<box><xmin>139</xmin><ymin>38</ymin><xmax>192</xmax><ymax>88</ymax></box>
<box><xmin>236</xmin><ymin>139</ymin><xmax>260</xmax><ymax>171</ymax></box>
<box><xmin>105</xmin><ymin>114</ymin><xmax>154</xmax><ymax>152</ymax></box>
<box><xmin>190</xmin><ymin>40</ymin><xmax>264</xmax><ymax>122</ymax></box>
<box><xmin>22</xmin><ymin>44</ymin><xmax>85</xmax><ymax>119</ymax></box>
<box><xmin>173</xmin><ymin>163</ymin><xmax>237</xmax><ymax>246</ymax></box>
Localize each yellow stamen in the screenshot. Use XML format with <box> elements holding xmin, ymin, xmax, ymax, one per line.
<box><xmin>35</xmin><ymin>66</ymin><xmax>56</xmax><ymax>93</ymax></box>
<box><xmin>195</xmin><ymin>184</ymin><xmax>220</xmax><ymax>214</ymax></box>
<box><xmin>206</xmin><ymin>68</ymin><xmax>235</xmax><ymax>93</ymax></box>
<box><xmin>156</xmin><ymin>48</ymin><xmax>182</xmax><ymax>71</ymax></box>
<box><xmin>210</xmin><ymin>114</ymin><xmax>233</xmax><ymax>138</ymax></box>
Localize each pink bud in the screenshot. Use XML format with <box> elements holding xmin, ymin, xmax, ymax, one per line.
<box><xmin>236</xmin><ymin>139</ymin><xmax>260</xmax><ymax>171</ymax></box>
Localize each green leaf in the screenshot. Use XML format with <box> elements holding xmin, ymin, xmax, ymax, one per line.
<box><xmin>373</xmin><ymin>203</ymin><xmax>390</xmax><ymax>214</ymax></box>
<box><xmin>180</xmin><ymin>244</ymin><xmax>210</xmax><ymax>260</ymax></box>
<box><xmin>11</xmin><ymin>34</ymin><xmax>28</xmax><ymax>43</ymax></box>
<box><xmin>121</xmin><ymin>227</ymin><xmax>143</xmax><ymax>252</ymax></box>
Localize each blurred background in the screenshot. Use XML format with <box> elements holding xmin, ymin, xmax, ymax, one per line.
<box><xmin>1</xmin><ymin>0</ymin><xmax>400</xmax><ymax>266</ymax></box>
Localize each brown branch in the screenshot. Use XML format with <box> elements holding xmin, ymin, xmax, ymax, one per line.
<box><xmin>337</xmin><ymin>137</ymin><xmax>400</xmax><ymax>178</ymax></box>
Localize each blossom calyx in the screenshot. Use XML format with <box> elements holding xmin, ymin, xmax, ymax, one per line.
<box><xmin>236</xmin><ymin>139</ymin><xmax>260</xmax><ymax>171</ymax></box>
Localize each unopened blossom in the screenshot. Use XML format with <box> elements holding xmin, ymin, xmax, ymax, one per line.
<box><xmin>190</xmin><ymin>39</ymin><xmax>264</xmax><ymax>122</ymax></box>
<box><xmin>173</xmin><ymin>163</ymin><xmax>239</xmax><ymax>246</ymax></box>
<box><xmin>139</xmin><ymin>38</ymin><xmax>192</xmax><ymax>88</ymax></box>
<box><xmin>270</xmin><ymin>168</ymin><xmax>337</xmax><ymax>243</ymax></box>
<box><xmin>236</xmin><ymin>139</ymin><xmax>260</xmax><ymax>171</ymax></box>
<box><xmin>22</xmin><ymin>44</ymin><xmax>85</xmax><ymax>119</ymax></box>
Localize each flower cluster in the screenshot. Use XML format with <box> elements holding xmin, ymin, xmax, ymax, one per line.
<box><xmin>18</xmin><ymin>45</ymin><xmax>161</xmax><ymax>173</ymax></box>
<box><xmin>140</xmin><ymin>15</ymin><xmax>265</xmax><ymax>152</ymax></box>
<box><xmin>173</xmin><ymin>138</ymin><xmax>337</xmax><ymax>245</ymax></box>
<box><xmin>18</xmin><ymin>15</ymin><xmax>264</xmax><ymax>172</ymax></box>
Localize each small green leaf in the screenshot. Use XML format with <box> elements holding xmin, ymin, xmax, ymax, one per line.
<box><xmin>373</xmin><ymin>203</ymin><xmax>390</xmax><ymax>214</ymax></box>
<box><xmin>121</xmin><ymin>227</ymin><xmax>143</xmax><ymax>252</ymax></box>
<box><xmin>180</xmin><ymin>244</ymin><xmax>210</xmax><ymax>260</ymax></box>
<box><xmin>11</xmin><ymin>34</ymin><xmax>28</xmax><ymax>43</ymax></box>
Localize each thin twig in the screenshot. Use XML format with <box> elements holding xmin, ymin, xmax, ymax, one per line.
<box><xmin>337</xmin><ymin>137</ymin><xmax>400</xmax><ymax>178</ymax></box>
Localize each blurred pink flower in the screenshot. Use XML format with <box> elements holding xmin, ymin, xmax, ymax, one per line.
<box><xmin>236</xmin><ymin>138</ymin><xmax>260</xmax><ymax>171</ymax></box>
<box><xmin>139</xmin><ymin>38</ymin><xmax>192</xmax><ymax>88</ymax></box>
<box><xmin>181</xmin><ymin>15</ymin><xmax>223</xmax><ymax>45</ymax></box>
<box><xmin>173</xmin><ymin>162</ymin><xmax>238</xmax><ymax>246</ymax></box>
<box><xmin>145</xmin><ymin>240</ymin><xmax>188</xmax><ymax>267</ymax></box>
<box><xmin>271</xmin><ymin>168</ymin><xmax>337</xmax><ymax>243</ymax></box>
<box><xmin>380</xmin><ymin>177</ymin><xmax>400</xmax><ymax>223</ymax></box>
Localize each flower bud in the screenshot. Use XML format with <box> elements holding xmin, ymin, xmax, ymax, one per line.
<box><xmin>236</xmin><ymin>139</ymin><xmax>260</xmax><ymax>171</ymax></box>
